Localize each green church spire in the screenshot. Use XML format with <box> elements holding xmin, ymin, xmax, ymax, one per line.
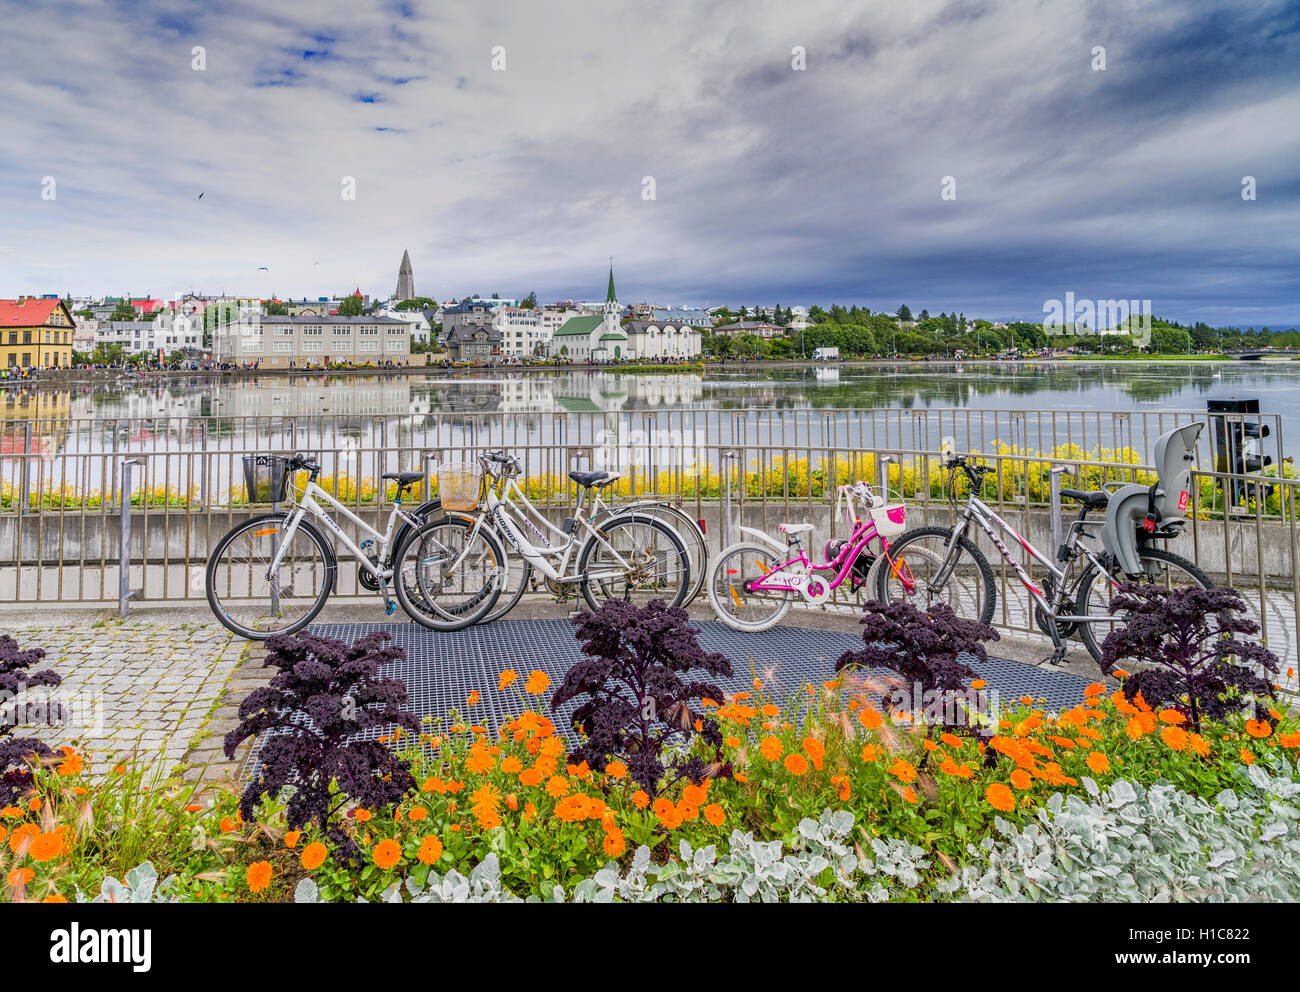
<box><xmin>605</xmin><ymin>260</ymin><xmax>616</xmax><ymax>303</ymax></box>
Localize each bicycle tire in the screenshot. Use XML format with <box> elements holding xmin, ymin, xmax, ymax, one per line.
<box><xmin>706</xmin><ymin>542</ymin><xmax>794</xmax><ymax>632</ymax></box>
<box><xmin>205</xmin><ymin>512</ymin><xmax>334</xmax><ymax>639</ymax></box>
<box><xmin>1075</xmin><ymin>547</ymin><xmax>1214</xmax><ymax>668</ymax></box>
<box><xmin>577</xmin><ymin>515</ymin><xmax>690</xmax><ymax>612</ymax></box>
<box><xmin>395</xmin><ymin>517</ymin><xmax>506</xmax><ymax>632</ymax></box>
<box><xmin>874</xmin><ymin>525</ymin><xmax>996</xmax><ymax>626</ymax></box>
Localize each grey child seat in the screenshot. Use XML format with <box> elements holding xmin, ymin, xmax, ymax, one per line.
<box><xmin>1100</xmin><ymin>423</ymin><xmax>1203</xmax><ymax>576</ymax></box>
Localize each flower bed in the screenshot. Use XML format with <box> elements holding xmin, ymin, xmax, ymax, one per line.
<box><xmin>2</xmin><ymin>599</ymin><xmax>1296</xmax><ymax>904</ymax></box>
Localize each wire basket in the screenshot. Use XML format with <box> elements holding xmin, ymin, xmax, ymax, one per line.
<box><xmin>437</xmin><ymin>462</ymin><xmax>484</xmax><ymax>511</ymax></box>
<box><xmin>869</xmin><ymin>502</ymin><xmax>908</xmax><ymax>538</ymax></box>
<box><xmin>242</xmin><ymin>454</ymin><xmax>292</xmax><ymax>503</ymax></box>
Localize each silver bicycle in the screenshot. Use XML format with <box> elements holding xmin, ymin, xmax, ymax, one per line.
<box><xmin>435</xmin><ymin>451</ymin><xmax>693</xmax><ymax>619</ymax></box>
<box><xmin>205</xmin><ymin>453</ymin><xmax>506</xmax><ymax>639</ymax></box>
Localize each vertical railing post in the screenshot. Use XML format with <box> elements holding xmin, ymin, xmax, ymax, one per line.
<box><xmin>118</xmin><ymin>458</ymin><xmax>141</xmax><ymax>619</ymax></box>
<box><xmin>721</xmin><ymin>449</ymin><xmax>737</xmax><ymax>550</ymax></box>
<box><xmin>18</xmin><ymin>423</ymin><xmax>32</xmax><ymax>516</ymax></box>
<box><xmin>1048</xmin><ymin>464</ymin><xmax>1072</xmax><ymax>562</ymax></box>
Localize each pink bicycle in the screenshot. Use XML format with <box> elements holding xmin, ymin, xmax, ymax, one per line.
<box><xmin>707</xmin><ymin>481</ymin><xmax>908</xmax><ymax>632</ymax></box>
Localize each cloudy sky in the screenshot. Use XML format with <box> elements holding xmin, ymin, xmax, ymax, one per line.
<box><xmin>1</xmin><ymin>0</ymin><xmax>1297</xmax><ymax>326</ymax></box>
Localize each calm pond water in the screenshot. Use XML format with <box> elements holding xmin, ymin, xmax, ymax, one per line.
<box><xmin>1</xmin><ymin>361</ymin><xmax>1295</xmax><ymax>491</ymax></box>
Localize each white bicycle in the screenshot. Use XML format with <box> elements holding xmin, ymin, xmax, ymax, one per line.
<box><xmin>205</xmin><ymin>453</ymin><xmax>506</xmax><ymax>638</ymax></box>
<box><xmin>437</xmin><ymin>451</ymin><xmax>694</xmax><ymax>616</ymax></box>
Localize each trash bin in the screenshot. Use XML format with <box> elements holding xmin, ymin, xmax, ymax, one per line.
<box><xmin>1207</xmin><ymin>398</ymin><xmax>1272</xmax><ymax>511</ymax></box>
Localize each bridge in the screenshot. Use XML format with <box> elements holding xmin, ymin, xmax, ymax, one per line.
<box><xmin>1224</xmin><ymin>349</ymin><xmax>1300</xmax><ymax>360</ymax></box>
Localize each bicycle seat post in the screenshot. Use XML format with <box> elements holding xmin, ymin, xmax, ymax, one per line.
<box><xmin>1048</xmin><ymin>465</ymin><xmax>1073</xmax><ymax>560</ymax></box>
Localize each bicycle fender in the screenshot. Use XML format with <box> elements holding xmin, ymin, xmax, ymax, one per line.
<box><xmin>737</xmin><ymin>525</ymin><xmax>786</xmax><ymax>553</ymax></box>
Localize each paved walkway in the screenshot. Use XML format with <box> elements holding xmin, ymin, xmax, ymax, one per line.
<box><xmin>0</xmin><ymin>617</ymin><xmax>252</xmax><ymax>778</ymax></box>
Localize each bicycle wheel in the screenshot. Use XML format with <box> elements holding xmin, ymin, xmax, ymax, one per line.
<box><xmin>205</xmin><ymin>512</ymin><xmax>334</xmax><ymax>639</ymax></box>
<box><xmin>474</xmin><ymin>545</ymin><xmax>533</xmax><ymax>624</ymax></box>
<box><xmin>578</xmin><ymin>515</ymin><xmax>690</xmax><ymax>611</ymax></box>
<box><xmin>395</xmin><ymin>517</ymin><xmax>506</xmax><ymax>632</ymax></box>
<box><xmin>1075</xmin><ymin>547</ymin><xmax>1213</xmax><ymax>667</ymax></box>
<box><xmin>874</xmin><ymin>525</ymin><xmax>996</xmax><ymax>626</ymax></box>
<box><xmin>618</xmin><ymin>502</ymin><xmax>709</xmax><ymax>606</ymax></box>
<box><xmin>706</xmin><ymin>542</ymin><xmax>794</xmax><ymax>632</ymax></box>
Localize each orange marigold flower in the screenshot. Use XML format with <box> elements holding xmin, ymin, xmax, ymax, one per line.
<box><xmin>546</xmin><ymin>775</ymin><xmax>570</xmax><ymax>798</ymax></box>
<box><xmin>857</xmin><ymin>707</ymin><xmax>883</xmax><ymax>730</ymax></box>
<box><xmin>467</xmin><ymin>690</ymin><xmax>480</xmax><ymax>706</ymax></box>
<box><xmin>1186</xmin><ymin>733</ymin><xmax>1210</xmax><ymax>757</ymax></box>
<box><xmin>1009</xmin><ymin>769</ymin><xmax>1033</xmax><ymax>791</ymax></box>
<box><xmin>354</xmin><ymin>808</ymin><xmax>372</xmax><ymax>823</ymax></box>
<box><xmin>372</xmin><ymin>838</ymin><xmax>402</xmax><ymax>870</ymax></box>
<box><xmin>725</xmin><ymin>736</ymin><xmax>741</xmax><ymax>749</ymax></box>
<box><xmin>29</xmin><ymin>831</ymin><xmax>63</xmax><ymax>862</ymax></box>
<box><xmin>246</xmin><ymin>861</ymin><xmax>273</xmax><ymax>893</ymax></box>
<box><xmin>1161</xmin><ymin>725</ymin><xmax>1189</xmax><ymax>752</ymax></box>
<box><xmin>1240</xmin><ymin>748</ymin><xmax>1255</xmax><ymax>765</ymax></box>
<box><xmin>498</xmin><ymin>669</ymin><xmax>518</xmax><ymax>691</ymax></box>
<box><xmin>901</xmin><ymin>786</ymin><xmax>918</xmax><ymax>804</ymax></box>
<box><xmin>760</xmin><ymin>704</ymin><xmax>780</xmax><ymax>718</ymax></box>
<box><xmin>605</xmin><ymin>761</ymin><xmax>628</xmax><ymax>779</ymax></box>
<box><xmin>417</xmin><ymin>835</ymin><xmax>443</xmax><ymax>865</ymax></box>
<box><xmin>971</xmin><ymin>679</ymin><xmax>988</xmax><ymax>690</ymax></box>
<box><xmin>1083</xmin><ymin>682</ymin><xmax>1105</xmax><ymax>698</ymax></box>
<box><xmin>519</xmin><ymin>767</ymin><xmax>543</xmax><ymax>788</ymax></box>
<box><xmin>1086</xmin><ymin>752</ymin><xmax>1110</xmax><ymax>774</ymax></box>
<box><xmin>940</xmin><ymin>733</ymin><xmax>963</xmax><ymax>748</ymax></box>
<box><xmin>523</xmin><ymin>670</ymin><xmax>551</xmax><ymax>694</ymax></box>
<box><xmin>1158</xmin><ymin>709</ymin><xmax>1186</xmax><ymax>725</ymax></box>
<box><xmin>831</xmin><ymin>775</ymin><xmax>851</xmax><ymax>800</ymax></box>
<box><xmin>922</xmin><ymin>739</ymin><xmax>939</xmax><ymax>752</ymax></box>
<box><xmin>56</xmin><ymin>751</ymin><xmax>83</xmax><ymax>776</ymax></box>
<box><xmin>300</xmin><ymin>842</ymin><xmax>328</xmax><ymax>871</ymax></box>
<box><xmin>0</xmin><ymin>806</ymin><xmax>21</xmax><ymax>818</ymax></box>
<box><xmin>219</xmin><ymin>817</ymin><xmax>237</xmax><ymax>833</ymax></box>
<box><xmin>466</xmin><ymin>745</ymin><xmax>495</xmax><ymax>775</ymax></box>
<box><xmin>42</xmin><ymin>894</ymin><xmax>69</xmax><ymax>903</ymax></box>
<box><xmin>1245</xmin><ymin>719</ymin><xmax>1272</xmax><ymax>739</ymax></box>
<box><xmin>632</xmin><ymin>790</ymin><xmax>650</xmax><ymax>810</ymax></box>
<box><xmin>652</xmin><ymin>798</ymin><xmax>674</xmax><ymax>819</ymax></box>
<box><xmin>1125</xmin><ymin>716</ymin><xmax>1148</xmax><ymax>740</ymax></box>
<box><xmin>681</xmin><ymin>782</ymin><xmax>709</xmax><ymax>806</ymax></box>
<box><xmin>985</xmin><ymin>783</ymin><xmax>1015</xmax><ymax>812</ymax></box>
<box><xmin>759</xmin><ymin>736</ymin><xmax>783</xmax><ymax>761</ymax></box>
<box><xmin>8</xmin><ymin>867</ymin><xmax>35</xmax><ymax>887</ymax></box>
<box><xmin>407</xmin><ymin>807</ymin><xmax>427</xmax><ymax>822</ymax></box>
<box><xmin>888</xmin><ymin>758</ymin><xmax>917</xmax><ymax>784</ymax></box>
<box><xmin>284</xmin><ymin>830</ymin><xmax>302</xmax><ymax>849</ymax></box>
<box><xmin>1279</xmin><ymin>733</ymin><xmax>1300</xmax><ymax>750</ymax></box>
<box><xmin>603</xmin><ymin>830</ymin><xmax>627</xmax><ymax>857</ymax></box>
<box><xmin>703</xmin><ymin>803</ymin><xmax>726</xmax><ymax>826</ymax></box>
<box><xmin>184</xmin><ymin>804</ymin><xmax>202</xmax><ymax>813</ymax></box>
<box><xmin>860</xmin><ymin>745</ymin><xmax>878</xmax><ymax>762</ymax></box>
<box><xmin>784</xmin><ymin>754</ymin><xmax>809</xmax><ymax>776</ymax></box>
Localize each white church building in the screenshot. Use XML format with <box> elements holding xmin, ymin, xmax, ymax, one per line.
<box><xmin>549</xmin><ymin>266</ymin><xmax>701</xmax><ymax>361</ymax></box>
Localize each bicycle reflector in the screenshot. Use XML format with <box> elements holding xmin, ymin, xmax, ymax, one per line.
<box><xmin>698</xmin><ymin>518</ymin><xmax>706</xmax><ymax>534</ymax></box>
<box><xmin>253</xmin><ymin>527</ymin><xmax>278</xmax><ymax>536</ymax></box>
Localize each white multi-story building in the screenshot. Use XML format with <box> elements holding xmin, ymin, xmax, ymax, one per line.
<box><xmin>215</xmin><ymin>315</ymin><xmax>412</xmax><ymax>367</ymax></box>
<box><xmin>97</xmin><ymin>321</ymin><xmax>156</xmax><ymax>353</ymax></box>
<box><xmin>494</xmin><ymin>308</ymin><xmax>554</xmax><ymax>358</ymax></box>
<box><xmin>623</xmin><ymin>320</ymin><xmax>704</xmax><ymax>360</ymax></box>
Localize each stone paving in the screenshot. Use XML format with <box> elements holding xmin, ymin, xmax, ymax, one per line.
<box><xmin>1</xmin><ymin>616</ymin><xmax>254</xmax><ymax>778</ymax></box>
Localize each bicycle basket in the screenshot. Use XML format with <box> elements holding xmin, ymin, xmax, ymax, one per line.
<box><xmin>868</xmin><ymin>502</ymin><xmax>907</xmax><ymax>537</ymax></box>
<box><xmin>242</xmin><ymin>454</ymin><xmax>293</xmax><ymax>503</ymax></box>
<box><xmin>437</xmin><ymin>462</ymin><xmax>484</xmax><ymax>511</ymax></box>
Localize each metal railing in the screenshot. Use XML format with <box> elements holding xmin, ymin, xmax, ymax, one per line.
<box><xmin>0</xmin><ymin>408</ymin><xmax>1294</xmax><ymax>669</ymax></box>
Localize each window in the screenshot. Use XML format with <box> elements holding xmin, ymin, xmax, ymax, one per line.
<box><xmin>6</xmin><ymin>332</ymin><xmax>14</xmax><ymax>344</ymax></box>
<box><xmin>303</xmin><ymin>326</ymin><xmax>322</xmax><ymax>335</ymax></box>
<box><xmin>21</xmin><ymin>353</ymin><xmax>31</xmax><ymax>366</ymax></box>
<box><xmin>6</xmin><ymin>354</ymin><xmax>14</xmax><ymax>367</ymax></box>
<box><xmin>274</xmin><ymin>342</ymin><xmax>293</xmax><ymax>353</ymax></box>
<box><xmin>302</xmin><ymin>342</ymin><xmax>321</xmax><ymax>352</ymax></box>
<box><xmin>386</xmin><ymin>341</ymin><xmax>404</xmax><ymax>352</ymax></box>
<box><xmin>23</xmin><ymin>331</ymin><xmax>31</xmax><ymax>344</ymax></box>
<box><xmin>358</xmin><ymin>342</ymin><xmax>378</xmax><ymax>353</ymax></box>
<box><xmin>360</xmin><ymin>327</ymin><xmax>377</xmax><ymax>335</ymax></box>
<box><xmin>242</xmin><ymin>340</ymin><xmax>261</xmax><ymax>353</ymax></box>
<box><xmin>333</xmin><ymin>342</ymin><xmax>352</xmax><ymax>353</ymax></box>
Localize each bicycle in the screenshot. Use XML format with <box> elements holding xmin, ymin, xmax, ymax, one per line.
<box><xmin>438</xmin><ymin>451</ymin><xmax>693</xmax><ymax>618</ymax></box>
<box><xmin>875</xmin><ymin>431</ymin><xmax>1212</xmax><ymax>666</ymax></box>
<box><xmin>205</xmin><ymin>452</ymin><xmax>506</xmax><ymax>638</ymax></box>
<box><xmin>707</xmin><ymin>481</ymin><xmax>908</xmax><ymax>632</ymax></box>
<box><xmin>474</xmin><ymin>470</ymin><xmax>710</xmax><ymax>624</ymax></box>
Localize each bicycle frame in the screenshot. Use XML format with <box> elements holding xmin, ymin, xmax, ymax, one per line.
<box><xmin>943</xmin><ymin>494</ymin><xmax>1110</xmax><ymax>623</ymax></box>
<box><xmin>267</xmin><ymin>480</ymin><xmax>424</xmax><ymax>583</ymax></box>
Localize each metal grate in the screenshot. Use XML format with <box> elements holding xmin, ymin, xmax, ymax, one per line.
<box><xmin>243</xmin><ymin>618</ymin><xmax>1103</xmax><ymax>782</ymax></box>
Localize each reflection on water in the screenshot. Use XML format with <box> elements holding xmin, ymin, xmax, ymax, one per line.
<box><xmin>2</xmin><ymin>361</ymin><xmax>1297</xmax><ymax>458</ymax></box>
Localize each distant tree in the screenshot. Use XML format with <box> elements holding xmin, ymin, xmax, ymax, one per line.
<box><xmin>737</xmin><ymin>306</ymin><xmax>749</xmax><ymax>321</ymax></box>
<box><xmin>110</xmin><ymin>298</ymin><xmax>136</xmax><ymax>322</ymax></box>
<box><xmin>395</xmin><ymin>297</ymin><xmax>435</xmax><ymax>311</ymax></box>
<box><xmin>519</xmin><ymin>291</ymin><xmax>538</xmax><ymax>309</ymax></box>
<box><xmin>491</xmin><ymin>292</ymin><xmax>500</xmax><ymax>300</ymax></box>
<box><xmin>337</xmin><ymin>294</ymin><xmax>364</xmax><ymax>316</ymax></box>
<box><xmin>264</xmin><ymin>301</ymin><xmax>289</xmax><ymax>316</ymax></box>
<box><xmin>918</xmin><ymin>309</ymin><xmax>930</xmax><ymax>320</ymax></box>
<box><xmin>895</xmin><ymin>304</ymin><xmax>913</xmax><ymax>322</ymax></box>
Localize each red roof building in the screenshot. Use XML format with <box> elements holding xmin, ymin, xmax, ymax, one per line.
<box><xmin>0</xmin><ymin>298</ymin><xmax>76</xmax><ymax>369</ymax></box>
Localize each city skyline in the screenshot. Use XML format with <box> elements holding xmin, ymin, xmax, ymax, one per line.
<box><xmin>1</xmin><ymin>0</ymin><xmax>1298</xmax><ymax>327</ymax></box>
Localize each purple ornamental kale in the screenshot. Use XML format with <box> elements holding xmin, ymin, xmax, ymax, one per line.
<box><xmin>1101</xmin><ymin>583</ymin><xmax>1278</xmax><ymax>732</ymax></box>
<box><xmin>224</xmin><ymin>631</ymin><xmax>420</xmax><ymax>856</ymax></box>
<box><xmin>552</xmin><ymin>599</ymin><xmax>733</xmax><ymax>795</ymax></box>
<box><xmin>0</xmin><ymin>634</ymin><xmax>63</xmax><ymax>806</ymax></box>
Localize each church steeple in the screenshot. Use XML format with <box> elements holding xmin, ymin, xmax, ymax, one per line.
<box><xmin>396</xmin><ymin>249</ymin><xmax>415</xmax><ymax>301</ymax></box>
<box><xmin>605</xmin><ymin>260</ymin><xmax>616</xmax><ymax>305</ymax></box>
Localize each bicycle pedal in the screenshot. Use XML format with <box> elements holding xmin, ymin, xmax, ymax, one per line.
<box><xmin>385</xmin><ymin>601</ymin><xmax>397</xmax><ymax>616</ymax></box>
<box><xmin>1045</xmin><ymin>645</ymin><xmax>1068</xmax><ymax>666</ymax></box>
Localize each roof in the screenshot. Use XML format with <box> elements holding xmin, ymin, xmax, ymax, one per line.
<box><xmin>606</xmin><ymin>266</ymin><xmax>616</xmax><ymax>303</ymax></box>
<box><xmin>445</xmin><ymin>323</ymin><xmax>502</xmax><ymax>344</ymax></box>
<box><xmin>554</xmin><ymin>314</ymin><xmax>605</xmax><ymax>337</ymax></box>
<box><xmin>599</xmin><ymin>331</ymin><xmax>627</xmax><ymax>341</ymax></box>
<box><xmin>261</xmin><ymin>315</ymin><xmax>408</xmax><ymax>325</ymax></box>
<box><xmin>0</xmin><ymin>298</ymin><xmax>63</xmax><ymax>327</ymax></box>
<box><xmin>625</xmin><ymin>320</ymin><xmax>699</xmax><ymax>333</ymax></box>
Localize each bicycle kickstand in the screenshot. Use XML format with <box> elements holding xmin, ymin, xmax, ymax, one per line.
<box><xmin>1041</xmin><ymin>615</ymin><xmax>1068</xmax><ymax>667</ymax></box>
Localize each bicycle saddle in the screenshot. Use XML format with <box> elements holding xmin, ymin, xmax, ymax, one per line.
<box><xmin>382</xmin><ymin>470</ymin><xmax>424</xmax><ymax>487</ymax></box>
<box><xmin>568</xmin><ymin>470</ymin><xmax>622</xmax><ymax>488</ymax></box>
<box><xmin>778</xmin><ymin>522</ymin><xmax>814</xmax><ymax>535</ymax></box>
<box><xmin>1059</xmin><ymin>487</ymin><xmax>1108</xmax><ymax>510</ymax></box>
